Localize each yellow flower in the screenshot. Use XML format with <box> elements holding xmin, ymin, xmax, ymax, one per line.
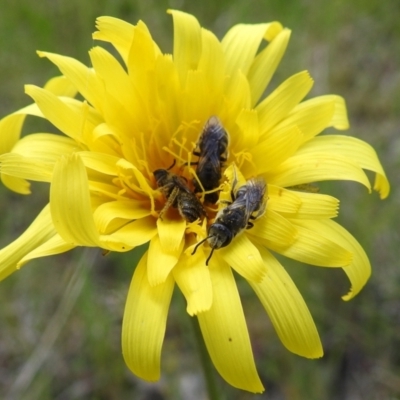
<box><xmin>0</xmin><ymin>10</ymin><xmax>390</xmax><ymax>393</ymax></box>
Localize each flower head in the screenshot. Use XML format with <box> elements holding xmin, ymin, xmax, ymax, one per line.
<box><xmin>0</xmin><ymin>10</ymin><xmax>389</xmax><ymax>392</ymax></box>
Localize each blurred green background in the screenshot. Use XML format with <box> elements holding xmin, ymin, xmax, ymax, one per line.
<box><xmin>0</xmin><ymin>0</ymin><xmax>399</xmax><ymax>399</ymax></box>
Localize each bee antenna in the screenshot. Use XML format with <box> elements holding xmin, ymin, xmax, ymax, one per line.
<box><xmin>167</xmin><ymin>159</ymin><xmax>176</xmax><ymax>170</ymax></box>
<box><xmin>205</xmin><ymin>246</ymin><xmax>216</xmax><ymax>266</ymax></box>
<box><xmin>191</xmin><ymin>236</ymin><xmax>210</xmax><ymax>256</ymax></box>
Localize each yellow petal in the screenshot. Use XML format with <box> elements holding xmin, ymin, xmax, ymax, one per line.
<box><xmin>122</xmin><ymin>252</ymin><xmax>174</xmax><ymax>381</ymax></box>
<box><xmin>223</xmin><ymin>70</ymin><xmax>251</xmax><ymax>125</ymax></box>
<box><xmin>93</xmin><ymin>16</ymin><xmax>135</xmax><ymax>63</ymax></box>
<box><xmin>222</xmin><ymin>22</ymin><xmax>282</xmax><ymax>78</ymax></box>
<box><xmin>197</xmin><ymin>261</ymin><xmax>264</xmax><ymax>393</ymax></box>
<box><xmin>12</xmin><ymin>133</ymin><xmax>82</xmax><ymax>160</ymax></box>
<box><xmin>198</xmin><ymin>28</ymin><xmax>225</xmax><ymax>101</ymax></box>
<box><xmin>0</xmin><ymin>205</ymin><xmax>56</xmax><ymax>281</ymax></box>
<box><xmin>43</xmin><ymin>75</ymin><xmax>78</xmax><ymax>97</ymax></box>
<box><xmin>24</xmin><ymin>85</ymin><xmax>87</xmax><ymax>145</ymax></box>
<box><xmin>147</xmin><ymin>234</ymin><xmax>181</xmax><ymax>286</ymax></box>
<box><xmin>93</xmin><ymin>200</ymin><xmax>151</xmax><ymax>234</ymax></box>
<box><xmin>0</xmin><ymin>133</ymin><xmax>83</xmax><ymax>183</ymax></box>
<box><xmin>50</xmin><ymin>154</ymin><xmax>100</xmax><ymax>246</ymax></box>
<box><xmin>62</xmin><ymin>96</ymin><xmax>103</xmax><ymax>127</ymax></box>
<box><xmin>277</xmin><ymin>220</ymin><xmax>353</xmax><ymax>267</ymax></box>
<box><xmin>0</xmin><ymin>113</ymin><xmax>26</xmax><ymax>155</ymax></box>
<box><xmin>0</xmin><ymin>102</ymin><xmax>47</xmax><ymax>156</ymax></box>
<box><xmin>305</xmin><ymin>135</ymin><xmax>390</xmax><ymax>199</ymax></box>
<box><xmin>219</xmin><ymin>233</ymin><xmax>267</xmax><ymax>283</ymax></box>
<box><xmin>269</xmin><ymin>152</ymin><xmax>371</xmax><ymax>191</ymax></box>
<box><xmin>235</xmin><ymin>109</ymin><xmax>259</xmax><ymax>149</ymax></box>
<box><xmin>156</xmin><ymin>217</ymin><xmax>186</xmax><ymax>254</ymax></box>
<box><xmin>248</xmin><ymin>28</ymin><xmax>290</xmax><ymax>106</ymax></box>
<box><xmin>89</xmin><ymin>46</ymin><xmax>136</xmax><ymax>119</ymax></box>
<box><xmin>249</xmin><ymin>125</ymin><xmax>303</xmax><ymax>174</ymax></box>
<box><xmin>181</xmin><ymin>70</ymin><xmax>209</xmax><ymax>122</ymax></box>
<box><xmin>154</xmin><ymin>55</ymin><xmax>181</xmax><ymax>135</ymax></box>
<box><xmin>0</xmin><ymin>153</ymin><xmax>52</xmax><ymax>182</ymax></box>
<box><xmin>250</xmin><ymin>247</ymin><xmax>323</xmax><ymax>358</ymax></box>
<box><xmin>293</xmin><ymin>219</ymin><xmax>371</xmax><ymax>300</ymax></box>
<box><xmin>127</xmin><ymin>20</ymin><xmax>160</xmax><ymax>78</ymax></box>
<box><xmin>79</xmin><ymin>151</ymin><xmax>119</xmax><ymax>176</ymax></box>
<box><xmin>281</xmin><ymin>191</ymin><xmax>340</xmax><ymax>219</ymax></box>
<box><xmin>276</xmin><ymin>95</ymin><xmax>349</xmax><ymax>142</ymax></box>
<box><xmin>100</xmin><ymin>216</ymin><xmax>157</xmax><ymax>251</ymax></box>
<box><xmin>168</xmin><ymin>9</ymin><xmax>202</xmax><ymax>86</ymax></box>
<box><xmin>0</xmin><ymin>174</ymin><xmax>31</xmax><ymax>194</ymax></box>
<box><xmin>248</xmin><ymin>209</ymin><xmax>298</xmax><ymax>248</ymax></box>
<box><xmin>38</xmin><ymin>51</ymin><xmax>104</xmax><ymax>113</ymax></box>
<box><xmin>257</xmin><ymin>71</ymin><xmax>314</xmax><ymax>133</ymax></box>
<box><xmin>18</xmin><ymin>234</ymin><xmax>75</xmax><ymax>268</ymax></box>
<box><xmin>267</xmin><ymin>184</ymin><xmax>302</xmax><ymax>214</ymax></box>
<box><xmin>328</xmin><ymin>95</ymin><xmax>349</xmax><ymax>130</ymax></box>
<box><xmin>173</xmin><ymin>250</ymin><xmax>212</xmax><ymax>316</ymax></box>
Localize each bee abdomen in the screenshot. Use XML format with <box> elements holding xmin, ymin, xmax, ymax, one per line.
<box><xmin>178</xmin><ymin>196</ymin><xmax>205</xmax><ymax>222</ymax></box>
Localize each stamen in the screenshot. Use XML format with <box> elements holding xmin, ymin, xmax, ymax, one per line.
<box><xmin>180</xmin><ymin>120</ymin><xmax>201</xmax><ymax>136</ymax></box>
<box><xmin>171</xmin><ymin>137</ymin><xmax>190</xmax><ymax>161</ymax></box>
<box><xmin>233</xmin><ymin>150</ymin><xmax>256</xmax><ymax>170</ymax></box>
<box><xmin>131</xmin><ymin>138</ymin><xmax>142</xmax><ymax>166</ymax></box>
<box><xmin>191</xmin><ymin>166</ymin><xmax>205</xmax><ymax>193</ymax></box>
<box><xmin>162</xmin><ymin>146</ymin><xmax>186</xmax><ymax>165</ymax></box>
<box><xmin>114</xmin><ymin>172</ymin><xmax>158</xmax><ymax>217</ymax></box>
<box><xmin>115</xmin><ymin>176</ymin><xmax>139</xmax><ymax>199</ymax></box>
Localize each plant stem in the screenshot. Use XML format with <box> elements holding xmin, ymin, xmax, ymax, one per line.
<box><xmin>190</xmin><ymin>316</ymin><xmax>221</xmax><ymax>400</ymax></box>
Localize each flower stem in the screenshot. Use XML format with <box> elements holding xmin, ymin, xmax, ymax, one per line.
<box><xmin>190</xmin><ymin>316</ymin><xmax>221</xmax><ymax>400</ymax></box>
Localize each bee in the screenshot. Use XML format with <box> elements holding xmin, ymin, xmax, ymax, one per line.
<box><xmin>192</xmin><ymin>116</ymin><xmax>229</xmax><ymax>203</ymax></box>
<box><xmin>192</xmin><ymin>177</ymin><xmax>267</xmax><ymax>265</ymax></box>
<box><xmin>153</xmin><ymin>168</ymin><xmax>206</xmax><ymax>223</ymax></box>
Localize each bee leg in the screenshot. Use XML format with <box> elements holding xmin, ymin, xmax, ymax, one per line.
<box><xmin>159</xmin><ymin>186</ymin><xmax>179</xmax><ymax>220</ymax></box>
<box><xmin>246</xmin><ymin>216</ymin><xmax>256</xmax><ymax>229</ymax></box>
<box><xmin>230</xmin><ymin>170</ymin><xmax>239</xmax><ymax>200</ymax></box>
<box><xmin>182</xmin><ymin>161</ymin><xmax>199</xmax><ymax>167</ymax></box>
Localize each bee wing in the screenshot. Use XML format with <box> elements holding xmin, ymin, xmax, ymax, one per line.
<box><xmin>245</xmin><ymin>177</ymin><xmax>267</xmax><ymax>217</ymax></box>
<box><xmin>197</xmin><ymin>151</ymin><xmax>220</xmax><ymax>175</ymax></box>
<box><xmin>172</xmin><ymin>174</ymin><xmax>193</xmax><ymax>194</ymax></box>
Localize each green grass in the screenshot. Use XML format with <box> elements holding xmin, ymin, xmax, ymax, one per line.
<box><xmin>1</xmin><ymin>1</ymin><xmax>400</xmax><ymax>399</ymax></box>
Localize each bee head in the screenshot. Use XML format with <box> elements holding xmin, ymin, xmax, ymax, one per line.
<box><xmin>191</xmin><ymin>222</ymin><xmax>233</xmax><ymax>266</ymax></box>
<box><xmin>153</xmin><ymin>169</ymin><xmax>168</xmax><ymax>186</ymax></box>
<box><xmin>207</xmin><ymin>223</ymin><xmax>234</xmax><ymax>250</ymax></box>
